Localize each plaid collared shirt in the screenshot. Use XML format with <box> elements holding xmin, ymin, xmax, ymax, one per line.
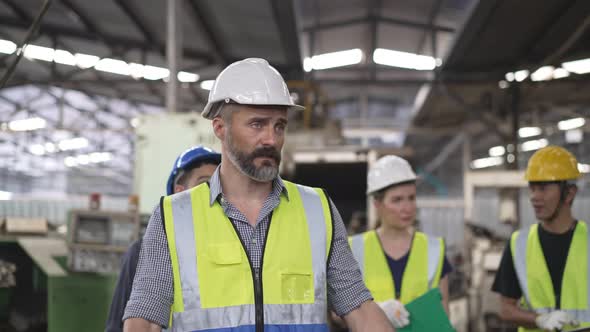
<box><xmin>124</xmin><ymin>166</ymin><xmax>372</xmax><ymax>327</ymax></box>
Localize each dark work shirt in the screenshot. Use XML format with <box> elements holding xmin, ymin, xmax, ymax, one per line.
<box><xmin>105</xmin><ymin>239</ymin><xmax>142</xmax><ymax>332</ymax></box>
<box><xmin>491</xmin><ymin>221</ymin><xmax>577</xmax><ymax>308</ymax></box>
<box><xmin>385</xmin><ymin>249</ymin><xmax>453</xmax><ymax>298</ymax></box>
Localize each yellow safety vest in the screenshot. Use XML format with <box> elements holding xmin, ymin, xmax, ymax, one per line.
<box><xmin>510</xmin><ymin>221</ymin><xmax>590</xmax><ymax>332</ymax></box>
<box><xmin>349</xmin><ymin>230</ymin><xmax>444</xmax><ymax>304</ymax></box>
<box><xmin>162</xmin><ymin>181</ymin><xmax>333</xmax><ymax>332</ymax></box>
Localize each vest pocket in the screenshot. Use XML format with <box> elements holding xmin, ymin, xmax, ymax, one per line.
<box><xmin>207</xmin><ymin>243</ymin><xmax>242</xmax><ymax>264</ymax></box>
<box><xmin>281</xmin><ymin>272</ymin><xmax>313</xmax><ymax>303</ymax></box>
<box><xmin>201</xmin><ymin>243</ymin><xmax>250</xmax><ymax>307</ymax></box>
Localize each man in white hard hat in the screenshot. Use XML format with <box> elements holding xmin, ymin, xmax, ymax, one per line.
<box><xmin>123</xmin><ymin>58</ymin><xmax>395</xmax><ymax>332</ymax></box>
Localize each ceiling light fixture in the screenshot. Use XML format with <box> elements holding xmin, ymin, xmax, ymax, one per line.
<box><xmin>64</xmin><ymin>152</ymin><xmax>112</xmax><ymax>167</ymax></box>
<box><xmin>95</xmin><ymin>58</ymin><xmax>131</xmax><ymax>76</ymax></box>
<box><xmin>530</xmin><ymin>66</ymin><xmax>554</xmax><ymax>82</ymax></box>
<box><xmin>74</xmin><ymin>53</ymin><xmax>100</xmax><ymax>69</ymax></box>
<box><xmin>306</xmin><ymin>48</ymin><xmax>364</xmax><ymax>71</ymax></box>
<box><xmin>557</xmin><ymin>117</ymin><xmax>585</xmax><ymax>131</ymax></box>
<box><xmin>520</xmin><ymin>138</ymin><xmax>548</xmax><ymax>152</ymax></box>
<box><xmin>58</xmin><ymin>137</ymin><xmax>89</xmax><ymax>151</ymax></box>
<box><xmin>518</xmin><ymin>127</ymin><xmax>542</xmax><ymax>138</ymax></box>
<box><xmin>0</xmin><ymin>190</ymin><xmax>12</xmax><ymax>200</ymax></box>
<box><xmin>488</xmin><ymin>146</ymin><xmax>506</xmax><ymax>157</ymax></box>
<box><xmin>8</xmin><ymin>117</ymin><xmax>46</xmax><ymax>131</ymax></box>
<box><xmin>177</xmin><ymin>71</ymin><xmax>200</xmax><ymax>83</ymax></box>
<box><xmin>470</xmin><ymin>157</ymin><xmax>503</xmax><ymax>169</ymax></box>
<box><xmin>53</xmin><ymin>50</ymin><xmax>77</xmax><ymax>66</ymax></box>
<box><xmin>142</xmin><ymin>65</ymin><xmax>170</xmax><ymax>80</ymax></box>
<box><xmin>0</xmin><ymin>40</ymin><xmax>16</xmax><ymax>54</ymax></box>
<box><xmin>28</xmin><ymin>144</ymin><xmax>46</xmax><ymax>155</ymax></box>
<box><xmin>552</xmin><ymin>68</ymin><xmax>570</xmax><ymax>79</ymax></box>
<box><xmin>0</xmin><ymin>39</ymin><xmax>200</xmax><ymax>82</ymax></box>
<box><xmin>373</xmin><ymin>48</ymin><xmax>438</xmax><ymax>70</ymax></box>
<box><xmin>562</xmin><ymin>58</ymin><xmax>590</xmax><ymax>75</ymax></box>
<box><xmin>23</xmin><ymin>44</ymin><xmax>55</xmax><ymax>62</ymax></box>
<box><xmin>578</xmin><ymin>163</ymin><xmax>590</xmax><ymax>173</ymax></box>
<box><xmin>200</xmin><ymin>80</ymin><xmax>215</xmax><ymax>91</ymax></box>
<box><xmin>514</xmin><ymin>70</ymin><xmax>529</xmax><ymax>82</ymax></box>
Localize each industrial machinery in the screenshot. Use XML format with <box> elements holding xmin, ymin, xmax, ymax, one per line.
<box><xmin>0</xmin><ymin>202</ymin><xmax>140</xmax><ymax>332</ymax></box>
<box><xmin>464</xmin><ymin>170</ymin><xmax>526</xmax><ymax>332</ymax></box>
<box><xmin>68</xmin><ymin>209</ymin><xmax>139</xmax><ymax>274</ymax></box>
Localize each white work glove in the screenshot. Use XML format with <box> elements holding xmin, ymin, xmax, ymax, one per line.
<box><xmin>535</xmin><ymin>310</ymin><xmax>578</xmax><ymax>331</ymax></box>
<box><xmin>377</xmin><ymin>299</ymin><xmax>410</xmax><ymax>328</ymax></box>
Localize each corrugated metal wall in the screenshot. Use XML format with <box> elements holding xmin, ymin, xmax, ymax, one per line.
<box><xmin>418</xmin><ymin>192</ymin><xmax>590</xmax><ymax>253</ymax></box>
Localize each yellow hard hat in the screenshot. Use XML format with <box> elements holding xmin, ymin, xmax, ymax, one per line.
<box><xmin>524</xmin><ymin>145</ymin><xmax>581</xmax><ymax>181</ymax></box>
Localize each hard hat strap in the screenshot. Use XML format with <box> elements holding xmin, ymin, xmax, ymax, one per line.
<box><xmin>548</xmin><ymin>181</ymin><xmax>572</xmax><ymax>221</ymax></box>
<box><xmin>173</xmin><ymin>169</ymin><xmax>186</xmax><ymax>189</ymax></box>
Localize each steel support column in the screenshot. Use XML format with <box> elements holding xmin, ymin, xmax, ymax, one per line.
<box><xmin>166</xmin><ymin>0</ymin><xmax>182</xmax><ymax>113</ymax></box>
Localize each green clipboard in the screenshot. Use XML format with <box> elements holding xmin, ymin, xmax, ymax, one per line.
<box><xmin>398</xmin><ymin>288</ymin><xmax>455</xmax><ymax>332</ymax></box>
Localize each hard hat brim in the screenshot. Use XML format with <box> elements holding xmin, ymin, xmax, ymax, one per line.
<box><xmin>366</xmin><ymin>178</ymin><xmax>417</xmax><ymax>195</ymax></box>
<box><xmin>201</xmin><ymin>102</ymin><xmax>305</xmax><ymax>120</ymax></box>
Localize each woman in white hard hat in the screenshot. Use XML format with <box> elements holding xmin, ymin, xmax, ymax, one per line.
<box><xmin>349</xmin><ymin>155</ymin><xmax>453</xmax><ymax>329</ymax></box>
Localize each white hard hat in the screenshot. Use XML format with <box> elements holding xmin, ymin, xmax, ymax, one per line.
<box><xmin>201</xmin><ymin>58</ymin><xmax>304</xmax><ymax>119</ymax></box>
<box><xmin>367</xmin><ymin>155</ymin><xmax>417</xmax><ymax>195</ymax></box>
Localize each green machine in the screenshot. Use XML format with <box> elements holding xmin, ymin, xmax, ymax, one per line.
<box><xmin>19</xmin><ymin>237</ymin><xmax>118</xmax><ymax>332</ymax></box>
<box><xmin>0</xmin><ymin>209</ymin><xmax>140</xmax><ymax>332</ymax></box>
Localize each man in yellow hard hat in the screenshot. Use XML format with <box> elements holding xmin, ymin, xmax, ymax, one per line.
<box><xmin>492</xmin><ymin>145</ymin><xmax>589</xmax><ymax>331</ymax></box>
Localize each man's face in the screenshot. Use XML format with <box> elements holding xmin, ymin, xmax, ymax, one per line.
<box><xmin>174</xmin><ymin>163</ymin><xmax>218</xmax><ymax>193</ymax></box>
<box><xmin>224</xmin><ymin>105</ymin><xmax>287</xmax><ymax>182</ymax></box>
<box><xmin>529</xmin><ymin>182</ymin><xmax>561</xmax><ymax>221</ymax></box>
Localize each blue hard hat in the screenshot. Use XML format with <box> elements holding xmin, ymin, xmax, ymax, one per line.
<box><xmin>166</xmin><ymin>145</ymin><xmax>221</xmax><ymax>195</ymax></box>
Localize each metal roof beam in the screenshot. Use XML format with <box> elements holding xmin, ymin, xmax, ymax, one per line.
<box><xmin>0</xmin><ymin>15</ymin><xmax>214</xmax><ymax>62</ymax></box>
<box><xmin>269</xmin><ymin>0</ymin><xmax>302</xmax><ymax>75</ymax></box>
<box><xmin>0</xmin><ymin>93</ymin><xmax>21</xmax><ymax>109</ymax></box>
<box><xmin>302</xmin><ymin>15</ymin><xmax>454</xmax><ymax>33</ymax></box>
<box><xmin>113</xmin><ymin>0</ymin><xmax>159</xmax><ymax>47</ymax></box>
<box><xmin>379</xmin><ymin>15</ymin><xmax>453</xmax><ymax>33</ymax></box>
<box><xmin>415</xmin><ymin>0</ymin><xmax>444</xmax><ymax>56</ymax></box>
<box><xmin>302</xmin><ymin>17</ymin><xmax>367</xmax><ymax>32</ymax></box>
<box><xmin>185</xmin><ymin>0</ymin><xmax>228</xmax><ymax>65</ymax></box>
<box><xmin>3</xmin><ymin>77</ymin><xmax>167</xmax><ymax>107</ymax></box>
<box><xmin>314</xmin><ymin>78</ymin><xmax>435</xmax><ymax>86</ymax></box>
<box><xmin>368</xmin><ymin>0</ymin><xmax>382</xmax><ymax>80</ymax></box>
<box><xmin>2</xmin><ymin>26</ymin><xmax>165</xmax><ymax>107</ymax></box>
<box><xmin>2</xmin><ymin>0</ymin><xmax>31</xmax><ymax>21</ymax></box>
<box><xmin>60</xmin><ymin>0</ymin><xmax>104</xmax><ymax>38</ymax></box>
<box><xmin>0</xmin><ymin>11</ymin><xmax>167</xmax><ymax>107</ymax></box>
<box><xmin>526</xmin><ymin>1</ymin><xmax>586</xmax><ymax>66</ymax></box>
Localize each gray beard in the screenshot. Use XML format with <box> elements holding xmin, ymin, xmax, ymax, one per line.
<box><xmin>225</xmin><ymin>132</ymin><xmax>279</xmax><ymax>182</ymax></box>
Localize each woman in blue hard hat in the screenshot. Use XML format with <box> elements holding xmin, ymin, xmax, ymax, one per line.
<box><xmin>349</xmin><ymin>155</ymin><xmax>453</xmax><ymax>329</ymax></box>
<box><xmin>106</xmin><ymin>145</ymin><xmax>221</xmax><ymax>332</ymax></box>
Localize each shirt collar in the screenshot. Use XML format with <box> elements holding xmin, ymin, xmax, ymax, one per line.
<box><xmin>208</xmin><ymin>165</ymin><xmax>289</xmax><ymax>206</ymax></box>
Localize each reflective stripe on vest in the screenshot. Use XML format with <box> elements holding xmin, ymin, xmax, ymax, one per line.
<box><xmin>349</xmin><ymin>230</ymin><xmax>444</xmax><ymax>304</ymax></box>
<box><xmin>163</xmin><ymin>181</ymin><xmax>332</xmax><ymax>332</ymax></box>
<box><xmin>511</xmin><ymin>221</ymin><xmax>590</xmax><ymax>332</ymax></box>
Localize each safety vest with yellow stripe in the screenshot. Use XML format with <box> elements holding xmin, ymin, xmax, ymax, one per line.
<box><xmin>510</xmin><ymin>221</ymin><xmax>590</xmax><ymax>332</ymax></box>
<box><xmin>349</xmin><ymin>230</ymin><xmax>444</xmax><ymax>304</ymax></box>
<box><xmin>162</xmin><ymin>180</ymin><xmax>333</xmax><ymax>332</ymax></box>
